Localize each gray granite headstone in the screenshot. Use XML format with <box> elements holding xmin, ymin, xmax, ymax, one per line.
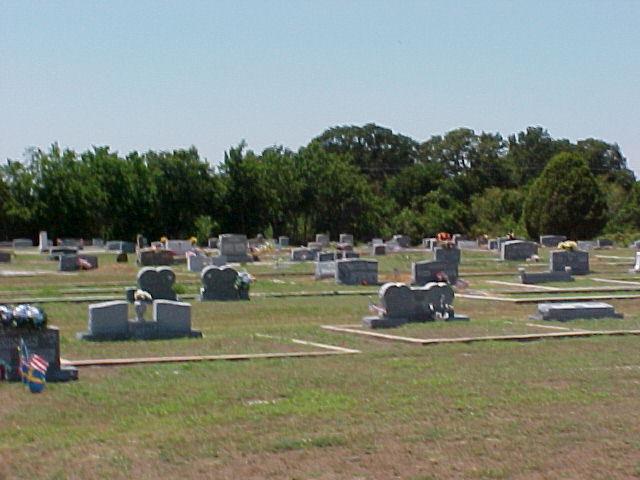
<box><xmin>500</xmin><ymin>240</ymin><xmax>538</xmax><ymax>261</ymax></box>
<box><xmin>540</xmin><ymin>235</ymin><xmax>566</xmax><ymax>247</ymax></box>
<box><xmin>200</xmin><ymin>265</ymin><xmax>241</xmax><ymax>301</ymax></box>
<box><xmin>577</xmin><ymin>240</ymin><xmax>596</xmax><ymax>250</ymax></box>
<box><xmin>392</xmin><ymin>235</ymin><xmax>411</xmax><ymax>248</ymax></box>
<box><xmin>137</xmin><ymin>267</ymin><xmax>177</xmax><ymax>301</ymax></box>
<box><xmin>12</xmin><ymin>238</ymin><xmax>33</xmax><ymax>248</ymax></box>
<box><xmin>187</xmin><ymin>254</ymin><xmax>213</xmax><ymax>272</ymax></box>
<box><xmin>597</xmin><ymin>238</ymin><xmax>613</xmax><ymax>248</ymax></box>
<box><xmin>339</xmin><ymin>233</ymin><xmax>354</xmax><ymax>245</ymax></box>
<box><xmin>315</xmin><ymin>260</ymin><xmax>337</xmax><ymax>279</ymax></box>
<box><xmin>372</xmin><ymin>244</ymin><xmax>386</xmax><ymax>256</ymax></box>
<box><xmin>291</xmin><ymin>248</ymin><xmax>315</xmax><ymax>261</ymax></box>
<box><xmin>92</xmin><ymin>238</ymin><xmax>104</xmax><ymax>247</ymax></box>
<box><xmin>218</xmin><ymin>234</ymin><xmax>253</xmax><ymax>262</ymax></box>
<box><xmin>531</xmin><ymin>302</ymin><xmax>623</xmax><ymax>321</ymax></box>
<box><xmin>340</xmin><ymin>251</ymin><xmax>360</xmax><ymax>259</ymax></box>
<box><xmin>315</xmin><ymin>234</ymin><xmax>330</xmax><ymax>247</ymax></box>
<box><xmin>457</xmin><ymin>240</ymin><xmax>479</xmax><ymax>249</ymax></box>
<box><xmin>154</xmin><ymin>300</ymin><xmax>192</xmax><ymax>336</ymax></box>
<box><xmin>86</xmin><ymin>301</ymin><xmax>129</xmax><ymax>338</ymax></box>
<box><xmin>335</xmin><ymin>259</ymin><xmax>378</xmax><ymax>285</ymax></box>
<box><xmin>317</xmin><ymin>251</ymin><xmax>337</xmax><ymax>262</ymax></box>
<box><xmin>278</xmin><ymin>236</ymin><xmax>289</xmax><ymax>247</ymax></box>
<box><xmin>549</xmin><ymin>250</ymin><xmax>589</xmax><ymax>275</ymax></box>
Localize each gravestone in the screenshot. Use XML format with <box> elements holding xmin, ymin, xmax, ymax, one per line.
<box><xmin>59</xmin><ymin>255</ymin><xmax>98</xmax><ymax>272</ymax></box>
<box><xmin>137</xmin><ymin>248</ymin><xmax>174</xmax><ymax>266</ymax></box>
<box><xmin>392</xmin><ymin>235</ymin><xmax>411</xmax><ymax>248</ymax></box>
<box><xmin>0</xmin><ymin>251</ymin><xmax>11</xmax><ymax>263</ymax></box>
<box><xmin>315</xmin><ymin>234</ymin><xmax>330</xmax><ymax>247</ymax></box>
<box><xmin>422</xmin><ymin>238</ymin><xmax>437</xmax><ymax>251</ymax></box>
<box><xmin>362</xmin><ymin>282</ymin><xmax>469</xmax><ymax>328</ymax></box>
<box><xmin>79</xmin><ymin>299</ymin><xmax>201</xmax><ymax>340</ymax></box>
<box><xmin>207</xmin><ymin>237</ymin><xmax>218</xmax><ymax>249</ymax></box>
<box><xmin>372</xmin><ymin>238</ymin><xmax>384</xmax><ymax>245</ymax></box>
<box><xmin>187</xmin><ymin>254</ymin><xmax>213</xmax><ymax>273</ymax></box>
<box><xmin>434</xmin><ymin>247</ymin><xmax>461</xmax><ymax>265</ymax></box>
<box><xmin>200</xmin><ymin>265</ymin><xmax>248</xmax><ymax>301</ymax></box>
<box><xmin>335</xmin><ymin>259</ymin><xmax>378</xmax><ymax>285</ymax></box>
<box><xmin>339</xmin><ymin>251</ymin><xmax>360</xmax><ymax>259</ymax></box>
<box><xmin>105</xmin><ymin>241</ymin><xmax>135</xmax><ymax>253</ymax></box>
<box><xmin>500</xmin><ymin>240</ymin><xmax>538</xmax><ymax>261</ymax></box>
<box><xmin>291</xmin><ymin>248</ymin><xmax>315</xmax><ymax>261</ymax></box>
<box><xmin>549</xmin><ymin>250</ymin><xmax>589</xmax><ymax>275</ymax></box>
<box><xmin>531</xmin><ymin>302</ymin><xmax>623</xmax><ymax>321</ymax></box>
<box><xmin>372</xmin><ymin>244</ymin><xmax>386</xmax><ymax>256</ymax></box>
<box><xmin>519</xmin><ymin>267</ymin><xmax>573</xmax><ymax>284</ymax></box>
<box><xmin>38</xmin><ymin>231</ymin><xmax>48</xmax><ymax>252</ymax></box>
<box><xmin>60</xmin><ymin>238</ymin><xmax>83</xmax><ymax>249</ymax></box>
<box><xmin>116</xmin><ymin>252</ymin><xmax>128</xmax><ymax>263</ymax></box>
<box><xmin>133</xmin><ymin>267</ymin><xmax>177</xmax><ymax>301</ymax></box>
<box><xmin>412</xmin><ymin>260</ymin><xmax>458</xmax><ymax>285</ymax></box>
<box><xmin>12</xmin><ymin>238</ymin><xmax>33</xmax><ymax>248</ymax></box>
<box><xmin>92</xmin><ymin>238</ymin><xmax>104</xmax><ymax>247</ymax></box>
<box><xmin>278</xmin><ymin>236</ymin><xmax>289</xmax><ymax>247</ymax></box>
<box><xmin>48</xmin><ymin>246</ymin><xmax>79</xmax><ymax>260</ymax></box>
<box><xmin>0</xmin><ymin>325</ymin><xmax>78</xmax><ymax>381</ymax></box>
<box><xmin>540</xmin><ymin>235</ymin><xmax>566</xmax><ymax>248</ymax></box>
<box><xmin>339</xmin><ymin>233</ymin><xmax>354</xmax><ymax>245</ymax></box>
<box><xmin>315</xmin><ymin>260</ymin><xmax>337</xmax><ymax>279</ymax></box>
<box><xmin>457</xmin><ymin>240</ymin><xmax>479</xmax><ymax>249</ymax></box>
<box><xmin>136</xmin><ymin>234</ymin><xmax>148</xmax><ymax>249</ymax></box>
<box><xmin>577</xmin><ymin>240</ymin><xmax>596</xmax><ymax>250</ymax></box>
<box><xmin>165</xmin><ymin>239</ymin><xmax>193</xmax><ymax>256</ymax></box>
<box><xmin>488</xmin><ymin>239</ymin><xmax>498</xmax><ymax>250</ymax></box>
<box><xmin>597</xmin><ymin>238</ymin><xmax>613</xmax><ymax>248</ymax></box>
<box><xmin>218</xmin><ymin>234</ymin><xmax>253</xmax><ymax>262</ymax></box>
<box><xmin>317</xmin><ymin>251</ymin><xmax>337</xmax><ymax>262</ymax></box>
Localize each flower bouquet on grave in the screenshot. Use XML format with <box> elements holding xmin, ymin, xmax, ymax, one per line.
<box><xmin>0</xmin><ymin>304</ymin><xmax>47</xmax><ymax>330</ymax></box>
<box><xmin>235</xmin><ymin>272</ymin><xmax>254</xmax><ymax>299</ymax></box>
<box><xmin>558</xmin><ymin>240</ymin><xmax>577</xmax><ymax>251</ymax></box>
<box><xmin>436</xmin><ymin>232</ymin><xmax>454</xmax><ymax>248</ymax></box>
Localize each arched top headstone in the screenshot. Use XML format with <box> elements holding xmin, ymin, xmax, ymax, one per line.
<box><xmin>200</xmin><ymin>265</ymin><xmax>240</xmax><ymax>301</ymax></box>
<box><xmin>137</xmin><ymin>267</ymin><xmax>177</xmax><ymax>300</ymax></box>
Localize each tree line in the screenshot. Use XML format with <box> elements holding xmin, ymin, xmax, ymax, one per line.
<box><xmin>0</xmin><ymin>124</ymin><xmax>637</xmax><ymax>244</ymax></box>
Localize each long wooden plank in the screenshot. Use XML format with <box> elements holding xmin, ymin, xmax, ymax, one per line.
<box><xmin>61</xmin><ymin>349</ymin><xmax>356</xmax><ymax>368</ymax></box>
<box><xmin>322</xmin><ymin>325</ymin><xmax>640</xmax><ymax>345</ymax></box>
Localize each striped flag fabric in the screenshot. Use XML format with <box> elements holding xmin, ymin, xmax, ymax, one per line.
<box><xmin>18</xmin><ymin>338</ymin><xmax>48</xmax><ymax>393</ymax></box>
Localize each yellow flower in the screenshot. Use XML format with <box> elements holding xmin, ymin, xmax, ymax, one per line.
<box><xmin>190</xmin><ymin>236</ymin><xmax>198</xmax><ymax>245</ymax></box>
<box><xmin>160</xmin><ymin>236</ymin><xmax>168</xmax><ymax>243</ymax></box>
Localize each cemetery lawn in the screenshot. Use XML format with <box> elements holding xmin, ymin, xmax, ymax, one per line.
<box><xmin>2</xmin><ymin>248</ymin><xmax>640</xmax><ymax>479</ymax></box>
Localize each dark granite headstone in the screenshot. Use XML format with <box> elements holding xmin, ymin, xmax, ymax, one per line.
<box><xmin>434</xmin><ymin>247</ymin><xmax>461</xmax><ymax>265</ymax></box>
<box><xmin>0</xmin><ymin>326</ymin><xmax>77</xmax><ymax>381</ymax></box>
<box><xmin>540</xmin><ymin>235</ymin><xmax>566</xmax><ymax>247</ymax></box>
<box><xmin>137</xmin><ymin>267</ymin><xmax>177</xmax><ymax>301</ymax></box>
<box><xmin>335</xmin><ymin>259</ymin><xmax>378</xmax><ymax>285</ymax></box>
<box><xmin>549</xmin><ymin>250</ymin><xmax>589</xmax><ymax>275</ymax></box>
<box><xmin>137</xmin><ymin>248</ymin><xmax>174</xmax><ymax>266</ymax></box>
<box><xmin>200</xmin><ymin>265</ymin><xmax>245</xmax><ymax>301</ymax></box>
<box><xmin>412</xmin><ymin>260</ymin><xmax>458</xmax><ymax>285</ymax></box>
<box><xmin>531</xmin><ymin>302</ymin><xmax>623</xmax><ymax>321</ymax></box>
<box><xmin>519</xmin><ymin>267</ymin><xmax>573</xmax><ymax>284</ymax></box>
<box><xmin>500</xmin><ymin>240</ymin><xmax>538</xmax><ymax>261</ymax></box>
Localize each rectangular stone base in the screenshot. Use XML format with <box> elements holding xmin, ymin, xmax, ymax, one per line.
<box><xmin>362</xmin><ymin>313</ymin><xmax>469</xmax><ymax>329</ymax></box>
<box><xmin>530</xmin><ymin>302</ymin><xmax>624</xmax><ymax>322</ymax></box>
<box><xmin>77</xmin><ymin>320</ymin><xmax>203</xmax><ymax>341</ymax></box>
<box><xmin>520</xmin><ymin>271</ymin><xmax>573</xmax><ymax>284</ymax></box>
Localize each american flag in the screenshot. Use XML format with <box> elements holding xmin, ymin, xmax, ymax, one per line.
<box><xmin>18</xmin><ymin>338</ymin><xmax>48</xmax><ymax>393</ymax></box>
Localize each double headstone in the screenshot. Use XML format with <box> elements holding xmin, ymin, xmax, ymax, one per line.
<box><xmin>126</xmin><ymin>267</ymin><xmax>177</xmax><ymax>301</ymax></box>
<box><xmin>500</xmin><ymin>240</ymin><xmax>538</xmax><ymax>261</ymax></box>
<box><xmin>362</xmin><ymin>282</ymin><xmax>469</xmax><ymax>328</ymax></box>
<box><xmin>218</xmin><ymin>234</ymin><xmax>253</xmax><ymax>263</ymax></box>
<box><xmin>200</xmin><ymin>265</ymin><xmax>248</xmax><ymax>301</ymax></box>
<box><xmin>335</xmin><ymin>258</ymin><xmax>378</xmax><ymax>285</ymax></box>
<box><xmin>540</xmin><ymin>235</ymin><xmax>566</xmax><ymax>248</ymax></box>
<box><xmin>549</xmin><ymin>249</ymin><xmax>589</xmax><ymax>275</ymax></box>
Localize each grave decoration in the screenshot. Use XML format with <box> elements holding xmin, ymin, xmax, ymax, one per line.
<box><xmin>530</xmin><ymin>302</ymin><xmax>623</xmax><ymax>322</ymax></box>
<box><xmin>0</xmin><ymin>304</ymin><xmax>77</xmax><ymax>381</ymax></box>
<box><xmin>363</xmin><ymin>282</ymin><xmax>470</xmax><ymax>329</ymax></box>
<box><xmin>200</xmin><ymin>265</ymin><xmax>252</xmax><ymax>301</ymax></box>
<box><xmin>59</xmin><ymin>254</ymin><xmax>98</xmax><ymax>272</ymax></box>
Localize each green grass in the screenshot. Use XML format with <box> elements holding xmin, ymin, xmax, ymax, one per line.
<box><xmin>2</xmin><ymin>247</ymin><xmax>640</xmax><ymax>478</ymax></box>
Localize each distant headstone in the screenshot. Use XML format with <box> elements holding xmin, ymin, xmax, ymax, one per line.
<box><xmin>519</xmin><ymin>267</ymin><xmax>573</xmax><ymax>284</ymax></box>
<box><xmin>38</xmin><ymin>231</ymin><xmax>48</xmax><ymax>252</ymax></box>
<box><xmin>540</xmin><ymin>235</ymin><xmax>566</xmax><ymax>248</ymax></box>
<box><xmin>434</xmin><ymin>247</ymin><xmax>461</xmax><ymax>265</ymax></box>
<box><xmin>218</xmin><ymin>234</ymin><xmax>252</xmax><ymax>262</ymax></box>
<box><xmin>92</xmin><ymin>238</ymin><xmax>104</xmax><ymax>248</ymax></box>
<box><xmin>291</xmin><ymin>248</ymin><xmax>315</xmax><ymax>261</ymax></box>
<box><xmin>0</xmin><ymin>251</ymin><xmax>11</xmax><ymax>263</ymax></box>
<box><xmin>59</xmin><ymin>255</ymin><xmax>98</xmax><ymax>272</ymax></box>
<box><xmin>335</xmin><ymin>259</ymin><xmax>378</xmax><ymax>285</ymax></box>
<box><xmin>278</xmin><ymin>236</ymin><xmax>289</xmax><ymax>247</ymax></box>
<box><xmin>488</xmin><ymin>239</ymin><xmax>498</xmax><ymax>250</ymax></box>
<box><xmin>105</xmin><ymin>241</ymin><xmax>135</xmax><ymax>253</ymax></box>
<box><xmin>362</xmin><ymin>282</ymin><xmax>468</xmax><ymax>328</ymax></box>
<box><xmin>317</xmin><ymin>251</ymin><xmax>337</xmax><ymax>262</ymax></box>
<box><xmin>207</xmin><ymin>237</ymin><xmax>218</xmax><ymax>249</ymax></box>
<box><xmin>315</xmin><ymin>260</ymin><xmax>337</xmax><ymax>279</ymax></box>
<box><xmin>371</xmin><ymin>238</ymin><xmax>384</xmax><ymax>245</ymax></box>
<box><xmin>422</xmin><ymin>238</ymin><xmax>437</xmax><ymax>251</ymax></box>
<box><xmin>577</xmin><ymin>240</ymin><xmax>596</xmax><ymax>250</ymax></box>
<box><xmin>549</xmin><ymin>249</ymin><xmax>589</xmax><ymax>275</ymax></box>
<box><xmin>116</xmin><ymin>252</ymin><xmax>128</xmax><ymax>263</ymax></box>
<box><xmin>496</xmin><ymin>237</ymin><xmax>510</xmax><ymax>251</ymax></box>
<box><xmin>200</xmin><ymin>265</ymin><xmax>247</xmax><ymax>301</ymax></box>
<box><xmin>457</xmin><ymin>240</ymin><xmax>479</xmax><ymax>249</ymax></box>
<box><xmin>634</xmin><ymin>252</ymin><xmax>640</xmax><ymax>273</ymax></box>
<box><xmin>372</xmin><ymin>244</ymin><xmax>386</xmax><ymax>256</ymax></box>
<box><xmin>412</xmin><ymin>260</ymin><xmax>458</xmax><ymax>285</ymax></box>
<box><xmin>136</xmin><ymin>234</ymin><xmax>147</xmax><ymax>249</ymax></box>
<box><xmin>339</xmin><ymin>251</ymin><xmax>360</xmax><ymax>259</ymax></box>
<box><xmin>531</xmin><ymin>302</ymin><xmax>623</xmax><ymax>321</ymax></box>
<box><xmin>165</xmin><ymin>239</ymin><xmax>193</xmax><ymax>256</ymax></box>
<box><xmin>136</xmin><ymin>267</ymin><xmax>177</xmax><ymax>301</ymax></box>
<box><xmin>500</xmin><ymin>240</ymin><xmax>538</xmax><ymax>261</ymax></box>
<box><xmin>12</xmin><ymin>238</ymin><xmax>33</xmax><ymax>248</ymax></box>
<box><xmin>187</xmin><ymin>254</ymin><xmax>213</xmax><ymax>273</ymax></box>
<box><xmin>392</xmin><ymin>235</ymin><xmax>410</xmax><ymax>248</ymax></box>
<box><xmin>315</xmin><ymin>234</ymin><xmax>330</xmax><ymax>247</ymax></box>
<box><xmin>339</xmin><ymin>233</ymin><xmax>354</xmax><ymax>245</ymax></box>
<box><xmin>137</xmin><ymin>248</ymin><xmax>174</xmax><ymax>266</ymax></box>
<box><xmin>597</xmin><ymin>238</ymin><xmax>613</xmax><ymax>248</ymax></box>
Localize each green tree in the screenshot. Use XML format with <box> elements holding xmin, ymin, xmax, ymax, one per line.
<box><xmin>384</xmin><ymin>162</ymin><xmax>445</xmax><ymax>208</ymax></box>
<box><xmin>523</xmin><ymin>152</ymin><xmax>607</xmax><ymax>239</ymax></box>
<box><xmin>507</xmin><ymin>127</ymin><xmax>572</xmax><ymax>185</ymax></box>
<box><xmin>470</xmin><ymin>188</ymin><xmax>525</xmax><ymax>237</ymax></box>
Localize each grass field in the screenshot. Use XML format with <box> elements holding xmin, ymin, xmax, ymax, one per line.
<box><xmin>2</xmin><ymin>246</ymin><xmax>640</xmax><ymax>479</ymax></box>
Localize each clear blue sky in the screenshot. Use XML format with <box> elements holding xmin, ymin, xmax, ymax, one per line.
<box><xmin>2</xmin><ymin>1</ymin><xmax>639</xmax><ymax>172</ymax></box>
